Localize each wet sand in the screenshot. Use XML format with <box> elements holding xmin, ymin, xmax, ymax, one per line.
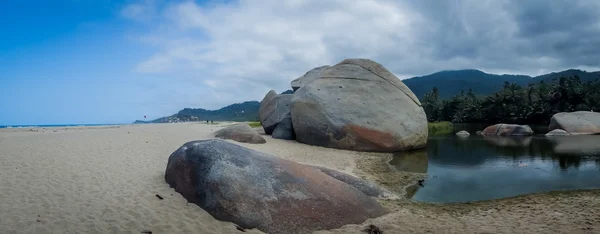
<box><xmin>1</xmin><ymin>123</ymin><xmax>598</xmax><ymax>233</ymax></box>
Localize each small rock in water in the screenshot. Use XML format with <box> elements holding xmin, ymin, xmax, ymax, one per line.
<box><xmin>155</xmin><ymin>194</ymin><xmax>163</xmax><ymax>200</ymax></box>
<box><xmin>417</xmin><ymin>179</ymin><xmax>425</xmax><ymax>187</ymax></box>
<box><xmin>363</xmin><ymin>224</ymin><xmax>383</xmax><ymax>234</ymax></box>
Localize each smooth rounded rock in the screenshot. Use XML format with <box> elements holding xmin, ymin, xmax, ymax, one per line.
<box><xmin>214</xmin><ymin>124</ymin><xmax>266</xmax><ymax>144</ymax></box>
<box><xmin>291</xmin><ymin>58</ymin><xmax>428</xmax><ymax>152</ymax></box>
<box><xmin>272</xmin><ymin>116</ymin><xmax>295</xmax><ymax>140</ymax></box>
<box><xmin>455</xmin><ymin>130</ymin><xmax>470</xmax><ymax>137</ymax></box>
<box><xmin>165</xmin><ymin>139</ymin><xmax>388</xmax><ymax>234</ymax></box>
<box><xmin>258</xmin><ymin>92</ymin><xmax>292</xmax><ymax>134</ymax></box>
<box><xmin>481</xmin><ymin>124</ymin><xmax>533</xmax><ymax>136</ymax></box>
<box><xmin>545</xmin><ymin>129</ymin><xmax>570</xmax><ymax>136</ymax></box>
<box><xmin>549</xmin><ymin>111</ymin><xmax>600</xmax><ymax>135</ymax></box>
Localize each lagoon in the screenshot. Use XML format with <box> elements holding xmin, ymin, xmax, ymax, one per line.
<box><xmin>391</xmin><ymin>133</ymin><xmax>600</xmax><ymax>203</ymax></box>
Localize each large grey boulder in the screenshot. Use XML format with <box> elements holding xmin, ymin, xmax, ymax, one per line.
<box><xmin>165</xmin><ymin>139</ymin><xmax>388</xmax><ymax>234</ymax></box>
<box><xmin>481</xmin><ymin>124</ymin><xmax>534</xmax><ymax>136</ymax></box>
<box><xmin>258</xmin><ymin>91</ymin><xmax>292</xmax><ymax>135</ymax></box>
<box><xmin>258</xmin><ymin>90</ymin><xmax>277</xmax><ymax>130</ymax></box>
<box><xmin>290</xmin><ymin>58</ymin><xmax>428</xmax><ymax>152</ymax></box>
<box><xmin>548</xmin><ymin>111</ymin><xmax>600</xmax><ymax>135</ymax></box>
<box><xmin>214</xmin><ymin>124</ymin><xmax>266</xmax><ymax>144</ymax></box>
<box><xmin>290</xmin><ymin>65</ymin><xmax>330</xmax><ymax>91</ymax></box>
<box><xmin>271</xmin><ymin>116</ymin><xmax>295</xmax><ymax>140</ymax></box>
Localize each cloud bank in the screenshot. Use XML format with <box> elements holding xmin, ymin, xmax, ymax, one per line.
<box><xmin>122</xmin><ymin>0</ymin><xmax>600</xmax><ymax>110</ymax></box>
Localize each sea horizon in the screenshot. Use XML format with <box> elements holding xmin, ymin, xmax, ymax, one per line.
<box><xmin>0</xmin><ymin>123</ymin><xmax>129</xmax><ymax>129</ymax></box>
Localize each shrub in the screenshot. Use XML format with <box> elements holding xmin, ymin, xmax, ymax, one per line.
<box><xmin>428</xmin><ymin>121</ymin><xmax>454</xmax><ymax>136</ymax></box>
<box><xmin>248</xmin><ymin>121</ymin><xmax>262</xmax><ymax>128</ymax></box>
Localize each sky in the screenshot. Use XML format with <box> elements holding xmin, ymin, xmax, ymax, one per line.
<box><xmin>1</xmin><ymin>0</ymin><xmax>600</xmax><ymax>125</ymax></box>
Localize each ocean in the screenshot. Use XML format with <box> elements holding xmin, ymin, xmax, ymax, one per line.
<box><xmin>0</xmin><ymin>124</ymin><xmax>125</xmax><ymax>129</ymax></box>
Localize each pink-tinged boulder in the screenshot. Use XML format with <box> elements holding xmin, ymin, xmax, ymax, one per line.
<box><xmin>481</xmin><ymin>124</ymin><xmax>533</xmax><ymax>136</ymax></box>
<box><xmin>214</xmin><ymin>123</ymin><xmax>266</xmax><ymax>144</ymax></box>
<box><xmin>290</xmin><ymin>58</ymin><xmax>427</xmax><ymax>152</ymax></box>
<box><xmin>165</xmin><ymin>139</ymin><xmax>388</xmax><ymax>234</ymax></box>
<box><xmin>548</xmin><ymin>111</ymin><xmax>600</xmax><ymax>135</ymax></box>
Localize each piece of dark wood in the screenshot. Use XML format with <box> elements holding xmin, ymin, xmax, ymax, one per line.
<box><xmin>235</xmin><ymin>225</ymin><xmax>246</xmax><ymax>232</ymax></box>
<box><xmin>363</xmin><ymin>224</ymin><xmax>383</xmax><ymax>234</ymax></box>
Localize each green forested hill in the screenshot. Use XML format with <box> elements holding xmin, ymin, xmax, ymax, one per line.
<box><xmin>403</xmin><ymin>69</ymin><xmax>600</xmax><ymax>99</ymax></box>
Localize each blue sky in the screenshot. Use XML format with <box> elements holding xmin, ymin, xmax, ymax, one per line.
<box><xmin>1</xmin><ymin>1</ymin><xmax>159</xmax><ymax>125</ymax></box>
<box><xmin>2</xmin><ymin>0</ymin><xmax>599</xmax><ymax>125</ymax></box>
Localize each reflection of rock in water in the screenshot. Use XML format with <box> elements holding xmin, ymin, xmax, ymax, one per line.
<box><xmin>482</xmin><ymin>136</ymin><xmax>532</xmax><ymax>147</ymax></box>
<box><xmin>549</xmin><ymin>135</ymin><xmax>600</xmax><ymax>156</ymax></box>
<box><xmin>404</xmin><ymin>183</ymin><xmax>420</xmax><ymax>199</ymax></box>
<box><xmin>389</xmin><ymin>150</ymin><xmax>428</xmax><ymax>173</ymax></box>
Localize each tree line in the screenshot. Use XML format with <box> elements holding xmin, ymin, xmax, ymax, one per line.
<box><xmin>421</xmin><ymin>75</ymin><xmax>600</xmax><ymax>124</ymax></box>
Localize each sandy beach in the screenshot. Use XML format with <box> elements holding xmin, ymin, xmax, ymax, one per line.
<box><xmin>1</xmin><ymin>122</ymin><xmax>599</xmax><ymax>234</ymax></box>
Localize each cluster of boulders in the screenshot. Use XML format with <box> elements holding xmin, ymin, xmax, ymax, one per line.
<box><xmin>259</xmin><ymin>58</ymin><xmax>428</xmax><ymax>152</ymax></box>
<box><xmin>164</xmin><ymin>58</ymin><xmax>429</xmax><ymax>233</ymax></box>
<box><xmin>454</xmin><ymin>111</ymin><xmax>600</xmax><ymax>137</ymax></box>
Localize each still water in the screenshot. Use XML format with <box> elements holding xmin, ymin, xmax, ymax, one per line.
<box><xmin>391</xmin><ymin>133</ymin><xmax>600</xmax><ymax>203</ymax></box>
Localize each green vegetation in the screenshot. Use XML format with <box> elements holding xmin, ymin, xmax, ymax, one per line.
<box><xmin>177</xmin><ymin>101</ymin><xmax>260</xmax><ymax>122</ymax></box>
<box><xmin>422</xmin><ymin>75</ymin><xmax>600</xmax><ymax>124</ymax></box>
<box><xmin>248</xmin><ymin>121</ymin><xmax>262</xmax><ymax>128</ymax></box>
<box><xmin>138</xmin><ymin>101</ymin><xmax>261</xmax><ymax>123</ymax></box>
<box><xmin>404</xmin><ymin>69</ymin><xmax>600</xmax><ymax>99</ymax></box>
<box><xmin>428</xmin><ymin>121</ymin><xmax>454</xmax><ymax>135</ymax></box>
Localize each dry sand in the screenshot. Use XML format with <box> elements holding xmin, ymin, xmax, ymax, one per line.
<box><xmin>1</xmin><ymin>122</ymin><xmax>599</xmax><ymax>234</ymax></box>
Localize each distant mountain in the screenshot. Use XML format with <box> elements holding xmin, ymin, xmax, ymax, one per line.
<box><xmin>403</xmin><ymin>69</ymin><xmax>532</xmax><ymax>99</ymax></box>
<box><xmin>134</xmin><ymin>69</ymin><xmax>600</xmax><ymax>123</ymax></box>
<box><xmin>532</xmin><ymin>69</ymin><xmax>600</xmax><ymax>83</ymax></box>
<box><xmin>403</xmin><ymin>69</ymin><xmax>600</xmax><ymax>99</ymax></box>
<box><xmin>134</xmin><ymin>101</ymin><xmax>260</xmax><ymax>124</ymax></box>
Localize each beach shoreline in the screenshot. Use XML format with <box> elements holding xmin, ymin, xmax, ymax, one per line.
<box><xmin>1</xmin><ymin>122</ymin><xmax>598</xmax><ymax>233</ymax></box>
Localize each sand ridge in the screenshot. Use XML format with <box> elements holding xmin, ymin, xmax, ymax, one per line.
<box><xmin>1</xmin><ymin>122</ymin><xmax>599</xmax><ymax>233</ymax></box>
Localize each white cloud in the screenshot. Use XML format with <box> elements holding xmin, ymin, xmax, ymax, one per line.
<box><xmin>122</xmin><ymin>0</ymin><xmax>600</xmax><ymax>109</ymax></box>
<box><xmin>121</xmin><ymin>0</ymin><xmax>158</xmax><ymax>22</ymax></box>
